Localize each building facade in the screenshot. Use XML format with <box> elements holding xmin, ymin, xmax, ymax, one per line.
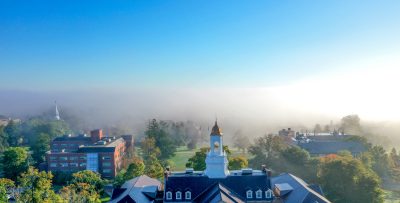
<box><xmin>46</xmin><ymin>129</ymin><xmax>133</xmax><ymax>178</ymax></box>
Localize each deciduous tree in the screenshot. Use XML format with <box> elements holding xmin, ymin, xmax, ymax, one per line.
<box><xmin>2</xmin><ymin>147</ymin><xmax>29</xmax><ymax>181</ymax></box>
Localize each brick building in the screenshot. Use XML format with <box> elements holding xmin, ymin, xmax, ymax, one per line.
<box><xmin>46</xmin><ymin>129</ymin><xmax>133</xmax><ymax>178</ymax></box>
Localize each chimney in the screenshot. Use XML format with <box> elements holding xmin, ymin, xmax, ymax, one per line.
<box><xmin>91</xmin><ymin>129</ymin><xmax>103</xmax><ymax>143</ymax></box>
<box><xmin>164</xmin><ymin>166</ymin><xmax>171</xmax><ymax>180</ymax></box>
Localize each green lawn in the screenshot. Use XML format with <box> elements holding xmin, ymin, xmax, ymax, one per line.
<box><xmin>168</xmin><ymin>146</ymin><xmax>197</xmax><ymax>171</ymax></box>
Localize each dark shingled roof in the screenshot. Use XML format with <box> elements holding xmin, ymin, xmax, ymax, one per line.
<box><xmin>164</xmin><ymin>172</ymin><xmax>272</xmax><ymax>202</ymax></box>
<box><xmin>298</xmin><ymin>141</ymin><xmax>366</xmax><ymax>155</ymax></box>
<box><xmin>271</xmin><ymin>173</ymin><xmax>331</xmax><ymax>203</ymax></box>
<box><xmin>193</xmin><ymin>183</ymin><xmax>245</xmax><ymax>203</ymax></box>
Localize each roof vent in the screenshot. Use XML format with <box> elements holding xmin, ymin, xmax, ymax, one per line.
<box><xmin>241</xmin><ymin>168</ymin><xmax>253</xmax><ymax>175</ymax></box>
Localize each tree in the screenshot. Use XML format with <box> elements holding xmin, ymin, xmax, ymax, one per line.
<box><xmin>369</xmin><ymin>145</ymin><xmax>390</xmax><ymax>177</ymax></box>
<box><xmin>228</xmin><ymin>156</ymin><xmax>248</xmax><ymax>170</ymax></box>
<box><xmin>340</xmin><ymin>114</ymin><xmax>362</xmax><ymax>135</ymax></box>
<box><xmin>60</xmin><ymin>170</ymin><xmax>104</xmax><ymax>203</ymax></box>
<box><xmin>125</xmin><ymin>158</ymin><xmax>145</xmax><ymax>179</ymax></box>
<box><xmin>4</xmin><ymin>120</ymin><xmax>20</xmax><ymax>146</ymax></box>
<box><xmin>281</xmin><ymin>146</ymin><xmax>310</xmax><ymax>165</ymax></box>
<box><xmin>18</xmin><ymin>167</ymin><xmax>61</xmax><ymax>203</ymax></box>
<box><xmin>323</xmin><ymin>124</ymin><xmax>330</xmax><ymax>132</ymax></box>
<box><xmin>141</xmin><ymin>137</ymin><xmax>160</xmax><ymax>160</ymax></box>
<box><xmin>70</xmin><ymin>170</ymin><xmax>105</xmax><ymax>195</ymax></box>
<box><xmin>145</xmin><ymin>119</ymin><xmax>176</xmax><ymax>160</ymax></box>
<box><xmin>2</xmin><ymin>147</ymin><xmax>29</xmax><ymax>181</ymax></box>
<box><xmin>314</xmin><ymin>124</ymin><xmax>322</xmax><ymax>134</ymax></box>
<box><xmin>248</xmin><ymin>134</ymin><xmax>286</xmax><ymax>168</ymax></box>
<box><xmin>0</xmin><ymin>126</ymin><xmax>9</xmax><ymax>152</ymax></box>
<box><xmin>144</xmin><ymin>155</ymin><xmax>164</xmax><ymax>179</ymax></box>
<box><xmin>60</xmin><ymin>182</ymin><xmax>100</xmax><ymax>203</ymax></box>
<box><xmin>31</xmin><ymin>133</ymin><xmax>51</xmax><ymax>165</ymax></box>
<box><xmin>318</xmin><ymin>155</ymin><xmax>383</xmax><ymax>203</ymax></box>
<box><xmin>186</xmin><ymin>147</ymin><xmax>208</xmax><ymax>171</ymax></box>
<box><xmin>114</xmin><ymin>158</ymin><xmax>145</xmax><ymax>188</ymax></box>
<box><xmin>0</xmin><ymin>178</ymin><xmax>14</xmax><ymax>203</ymax></box>
<box><xmin>233</xmin><ymin>130</ymin><xmax>250</xmax><ymax>153</ymax></box>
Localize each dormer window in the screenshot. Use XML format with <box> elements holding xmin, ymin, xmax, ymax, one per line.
<box><xmin>256</xmin><ymin>189</ymin><xmax>262</xmax><ymax>199</ymax></box>
<box><xmin>266</xmin><ymin>189</ymin><xmax>272</xmax><ymax>198</ymax></box>
<box><xmin>176</xmin><ymin>191</ymin><xmax>182</xmax><ymax>200</ymax></box>
<box><xmin>246</xmin><ymin>190</ymin><xmax>253</xmax><ymax>199</ymax></box>
<box><xmin>185</xmin><ymin>191</ymin><xmax>191</xmax><ymax>200</ymax></box>
<box><xmin>166</xmin><ymin>191</ymin><xmax>172</xmax><ymax>200</ymax></box>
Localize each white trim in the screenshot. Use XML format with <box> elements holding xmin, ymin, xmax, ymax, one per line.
<box><xmin>256</xmin><ymin>189</ymin><xmax>262</xmax><ymax>199</ymax></box>
<box><xmin>166</xmin><ymin>191</ymin><xmax>172</xmax><ymax>200</ymax></box>
<box><xmin>246</xmin><ymin>190</ymin><xmax>253</xmax><ymax>199</ymax></box>
<box><xmin>176</xmin><ymin>191</ymin><xmax>182</xmax><ymax>200</ymax></box>
<box><xmin>265</xmin><ymin>189</ymin><xmax>272</xmax><ymax>198</ymax></box>
<box><xmin>185</xmin><ymin>191</ymin><xmax>191</xmax><ymax>200</ymax></box>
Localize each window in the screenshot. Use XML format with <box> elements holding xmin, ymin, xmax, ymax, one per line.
<box><xmin>50</xmin><ymin>156</ymin><xmax>57</xmax><ymax>160</ymax></box>
<box><xmin>50</xmin><ymin>163</ymin><xmax>57</xmax><ymax>167</ymax></box>
<box><xmin>79</xmin><ymin>163</ymin><xmax>86</xmax><ymax>167</ymax></box>
<box><xmin>185</xmin><ymin>191</ymin><xmax>191</xmax><ymax>200</ymax></box>
<box><xmin>256</xmin><ymin>189</ymin><xmax>262</xmax><ymax>199</ymax></box>
<box><xmin>166</xmin><ymin>191</ymin><xmax>172</xmax><ymax>200</ymax></box>
<box><xmin>60</xmin><ymin>156</ymin><xmax>68</xmax><ymax>161</ymax></box>
<box><xmin>102</xmin><ymin>162</ymin><xmax>111</xmax><ymax>167</ymax></box>
<box><xmin>103</xmin><ymin>169</ymin><xmax>112</xmax><ymax>173</ymax></box>
<box><xmin>176</xmin><ymin>191</ymin><xmax>182</xmax><ymax>200</ymax></box>
<box><xmin>265</xmin><ymin>189</ymin><xmax>272</xmax><ymax>198</ymax></box>
<box><xmin>69</xmin><ymin>157</ymin><xmax>78</xmax><ymax>161</ymax></box>
<box><xmin>102</xmin><ymin>156</ymin><xmax>111</xmax><ymax>160</ymax></box>
<box><xmin>70</xmin><ymin>163</ymin><xmax>78</xmax><ymax>167</ymax></box>
<box><xmin>80</xmin><ymin>156</ymin><xmax>86</xmax><ymax>160</ymax></box>
<box><xmin>246</xmin><ymin>190</ymin><xmax>253</xmax><ymax>199</ymax></box>
<box><xmin>60</xmin><ymin>163</ymin><xmax>68</xmax><ymax>167</ymax></box>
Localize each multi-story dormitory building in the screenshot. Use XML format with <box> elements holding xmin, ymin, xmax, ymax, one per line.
<box><xmin>46</xmin><ymin>129</ymin><xmax>133</xmax><ymax>178</ymax></box>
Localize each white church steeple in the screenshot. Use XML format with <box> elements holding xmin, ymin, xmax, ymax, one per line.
<box><xmin>55</xmin><ymin>101</ymin><xmax>60</xmax><ymax>120</ymax></box>
<box><xmin>204</xmin><ymin>120</ymin><xmax>230</xmax><ymax>178</ymax></box>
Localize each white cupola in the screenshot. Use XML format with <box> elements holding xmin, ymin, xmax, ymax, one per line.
<box><xmin>204</xmin><ymin>120</ymin><xmax>230</xmax><ymax>178</ymax></box>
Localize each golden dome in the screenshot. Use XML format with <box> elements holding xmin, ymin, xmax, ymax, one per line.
<box><xmin>211</xmin><ymin>121</ymin><xmax>222</xmax><ymax>136</ymax></box>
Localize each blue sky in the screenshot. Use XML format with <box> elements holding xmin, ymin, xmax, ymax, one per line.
<box><xmin>1</xmin><ymin>0</ymin><xmax>399</xmax><ymax>90</ymax></box>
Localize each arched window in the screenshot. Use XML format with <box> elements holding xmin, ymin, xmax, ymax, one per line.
<box><xmin>246</xmin><ymin>190</ymin><xmax>253</xmax><ymax>199</ymax></box>
<box><xmin>166</xmin><ymin>191</ymin><xmax>172</xmax><ymax>200</ymax></box>
<box><xmin>256</xmin><ymin>189</ymin><xmax>262</xmax><ymax>199</ymax></box>
<box><xmin>265</xmin><ymin>189</ymin><xmax>272</xmax><ymax>198</ymax></box>
<box><xmin>176</xmin><ymin>191</ymin><xmax>182</xmax><ymax>200</ymax></box>
<box><xmin>185</xmin><ymin>191</ymin><xmax>191</xmax><ymax>200</ymax></box>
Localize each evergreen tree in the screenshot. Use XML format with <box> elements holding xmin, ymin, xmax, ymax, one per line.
<box><xmin>145</xmin><ymin>119</ymin><xmax>176</xmax><ymax>160</ymax></box>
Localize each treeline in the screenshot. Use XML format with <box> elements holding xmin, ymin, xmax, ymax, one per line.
<box><xmin>0</xmin><ymin>147</ymin><xmax>107</xmax><ymax>202</ymax></box>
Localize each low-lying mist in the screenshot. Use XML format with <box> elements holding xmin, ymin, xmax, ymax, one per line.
<box><xmin>1</xmin><ymin>87</ymin><xmax>399</xmax><ymax>147</ymax></box>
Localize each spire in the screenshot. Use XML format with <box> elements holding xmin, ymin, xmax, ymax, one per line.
<box><xmin>55</xmin><ymin>101</ymin><xmax>60</xmax><ymax>120</ymax></box>
<box><xmin>211</xmin><ymin>120</ymin><xmax>222</xmax><ymax>136</ymax></box>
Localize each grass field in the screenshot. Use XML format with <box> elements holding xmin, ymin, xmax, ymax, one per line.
<box><xmin>168</xmin><ymin>146</ymin><xmax>197</xmax><ymax>171</ymax></box>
